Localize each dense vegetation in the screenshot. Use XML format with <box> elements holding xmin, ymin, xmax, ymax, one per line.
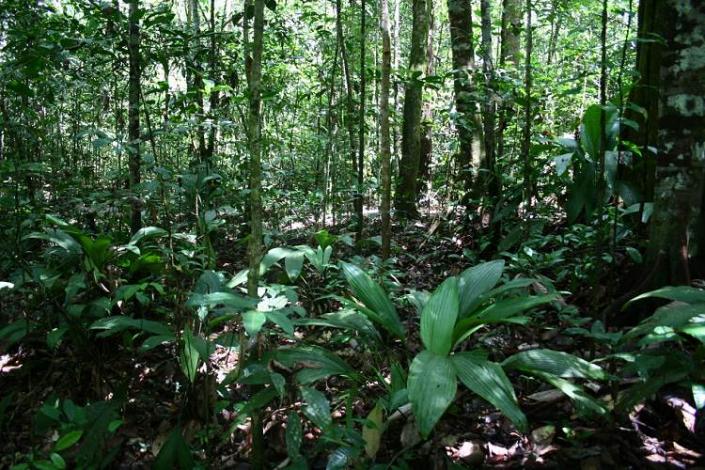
<box><xmin>1</xmin><ymin>0</ymin><xmax>704</xmax><ymax>468</ymax></box>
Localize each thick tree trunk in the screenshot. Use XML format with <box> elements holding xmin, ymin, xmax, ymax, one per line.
<box><xmin>380</xmin><ymin>0</ymin><xmax>392</xmax><ymax>259</ymax></box>
<box><xmin>646</xmin><ymin>0</ymin><xmax>705</xmax><ymax>286</ymax></box>
<box><xmin>127</xmin><ymin>0</ymin><xmax>142</xmax><ymax>234</ymax></box>
<box><xmin>622</xmin><ymin>0</ymin><xmax>664</xmax><ymax>205</ymax></box>
<box><xmin>395</xmin><ymin>0</ymin><xmax>429</xmax><ymax>218</ymax></box>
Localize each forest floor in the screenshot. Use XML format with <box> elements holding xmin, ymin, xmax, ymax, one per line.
<box><xmin>1</xmin><ymin>216</ymin><xmax>704</xmax><ymax>469</ymax></box>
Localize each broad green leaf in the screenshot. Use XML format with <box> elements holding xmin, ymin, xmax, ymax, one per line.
<box><xmin>452</xmin><ymin>353</ymin><xmax>527</xmax><ymax>432</ymax></box>
<box><xmin>458</xmin><ymin>260</ymin><xmax>504</xmax><ymax>317</ymax></box>
<box><xmin>362</xmin><ymin>402</ymin><xmax>384</xmax><ymax>458</ymax></box>
<box><xmin>128</xmin><ymin>226</ymin><xmax>167</xmax><ymax>245</ymax></box>
<box><xmin>503</xmin><ymin>349</ymin><xmax>606</xmax><ymax>380</ymax></box>
<box><xmin>180</xmin><ymin>327</ymin><xmax>200</xmax><ymax>383</ymax></box>
<box><xmin>301</xmin><ymin>386</ymin><xmax>332</xmax><ymax>429</ymax></box>
<box><xmin>285</xmin><ymin>251</ymin><xmax>305</xmax><ymax>280</ymax></box>
<box><xmin>534</xmin><ymin>372</ymin><xmax>607</xmax><ymax>416</ymax></box>
<box><xmin>260</xmin><ymin>247</ymin><xmax>294</xmax><ymax>274</ymax></box>
<box><xmin>580</xmin><ymin>104</ymin><xmax>603</xmax><ymax>158</ymax></box>
<box><xmin>90</xmin><ymin>316</ymin><xmax>173</xmax><ymax>338</ymax></box>
<box><xmin>286</xmin><ymin>411</ymin><xmax>303</xmax><ymax>458</ymax></box>
<box><xmin>153</xmin><ymin>427</ymin><xmax>195</xmax><ymax>470</ymax></box>
<box><xmin>274</xmin><ymin>346</ymin><xmax>354</xmax><ymax>384</ymax></box>
<box><xmin>629</xmin><ymin>286</ymin><xmax>705</xmax><ymax>305</ymax></box>
<box><xmin>327</xmin><ymin>447</ymin><xmax>355</xmax><ymax>470</ymax></box>
<box><xmin>243</xmin><ymin>311</ymin><xmax>267</xmax><ymax>336</ymax></box>
<box><xmin>407</xmin><ymin>351</ymin><xmax>457</xmax><ymax>438</ymax></box>
<box><xmin>454</xmin><ymin>295</ymin><xmax>556</xmax><ymax>345</ymax></box>
<box><xmin>55</xmin><ymin>430</ymin><xmax>83</xmax><ymax>451</ymax></box>
<box><xmin>421</xmin><ymin>277</ymin><xmax>459</xmax><ymax>355</ymax></box>
<box><xmin>50</xmin><ymin>453</ymin><xmax>66</xmax><ymax>469</ymax></box>
<box><xmin>340</xmin><ymin>262</ymin><xmax>404</xmax><ymax>338</ymax></box>
<box><xmin>265</xmin><ymin>310</ymin><xmax>294</xmax><ymax>335</ymax></box>
<box><xmin>624</xmin><ymin>302</ymin><xmax>705</xmax><ymax>340</ymax></box>
<box><xmin>0</xmin><ymin>319</ymin><xmax>29</xmax><ymax>345</ymax></box>
<box><xmin>140</xmin><ymin>334</ymin><xmax>175</xmax><ymax>351</ymax></box>
<box><xmin>296</xmin><ymin>309</ymin><xmax>382</xmax><ymax>343</ymax></box>
<box><xmin>186</xmin><ymin>291</ymin><xmax>256</xmax><ymax>311</ymax></box>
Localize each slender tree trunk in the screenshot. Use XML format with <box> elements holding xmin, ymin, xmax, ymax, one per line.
<box><xmin>128</xmin><ymin>0</ymin><xmax>142</xmax><ymax>234</ymax></box>
<box><xmin>188</xmin><ymin>0</ymin><xmax>206</xmax><ymax>165</ymax></box>
<box><xmin>546</xmin><ymin>0</ymin><xmax>561</xmax><ymax>66</ymax></box>
<box><xmin>521</xmin><ymin>0</ymin><xmax>533</xmax><ymax>208</ymax></box>
<box><xmin>447</xmin><ymin>0</ymin><xmax>476</xmax><ymax>194</ymax></box>
<box><xmin>335</xmin><ymin>0</ymin><xmax>358</xmax><ymax>220</ymax></box>
<box><xmin>597</xmin><ymin>0</ymin><xmax>608</xmax><ymax>208</ymax></box>
<box><xmin>480</xmin><ymin>0</ymin><xmax>497</xmax><ymax>201</ymax></box>
<box><xmin>496</xmin><ymin>0</ymin><xmax>521</xmax><ymax>165</ymax></box>
<box><xmin>392</xmin><ymin>0</ymin><xmax>401</xmax><ymax>174</ymax></box>
<box><xmin>380</xmin><ymin>0</ymin><xmax>392</xmax><ymax>259</ymax></box>
<box><xmin>205</xmin><ymin>0</ymin><xmax>219</xmax><ymax>162</ymax></box>
<box><xmin>419</xmin><ymin>8</ymin><xmax>435</xmax><ymax>191</ymax></box>
<box><xmin>245</xmin><ymin>0</ymin><xmax>266</xmax><ymax>463</ymax></box>
<box><xmin>356</xmin><ymin>0</ymin><xmax>366</xmax><ymax>240</ymax></box>
<box><xmin>323</xmin><ymin>28</ymin><xmax>341</xmax><ymax>228</ymax></box>
<box><xmin>395</xmin><ymin>0</ymin><xmax>429</xmax><ymax>218</ymax></box>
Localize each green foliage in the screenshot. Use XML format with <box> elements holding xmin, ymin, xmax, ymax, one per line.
<box><xmin>615</xmin><ymin>287</ymin><xmax>705</xmax><ymax>411</ymax></box>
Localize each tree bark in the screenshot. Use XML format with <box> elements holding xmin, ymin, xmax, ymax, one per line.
<box><xmin>335</xmin><ymin>0</ymin><xmax>358</xmax><ymax>222</ymax></box>
<box><xmin>621</xmin><ymin>0</ymin><xmax>664</xmax><ymax>205</ymax></box>
<box><xmin>419</xmin><ymin>9</ymin><xmax>435</xmax><ymax>188</ymax></box>
<box><xmin>496</xmin><ymin>0</ymin><xmax>521</xmax><ymax>166</ymax></box>
<box><xmin>395</xmin><ymin>0</ymin><xmax>429</xmax><ymax>218</ymax></box>
<box><xmin>521</xmin><ymin>0</ymin><xmax>533</xmax><ymax>207</ymax></box>
<box><xmin>128</xmin><ymin>0</ymin><xmax>142</xmax><ymax>234</ymax></box>
<box><xmin>480</xmin><ymin>0</ymin><xmax>498</xmax><ymax>200</ymax></box>
<box><xmin>380</xmin><ymin>0</ymin><xmax>392</xmax><ymax>259</ymax></box>
<box><xmin>646</xmin><ymin>0</ymin><xmax>705</xmax><ymax>286</ymax></box>
<box><xmin>356</xmin><ymin>0</ymin><xmax>366</xmax><ymax>240</ymax></box>
<box><xmin>188</xmin><ymin>0</ymin><xmax>207</xmax><ymax>165</ymax></box>
<box><xmin>447</xmin><ymin>0</ymin><xmax>477</xmax><ymax>194</ymax></box>
<box><xmin>245</xmin><ymin>0</ymin><xmax>266</xmax><ymax>465</ymax></box>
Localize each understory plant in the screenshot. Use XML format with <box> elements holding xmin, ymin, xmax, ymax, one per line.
<box><xmin>615</xmin><ymin>286</ymin><xmax>705</xmax><ymax>412</ymax></box>
<box><xmin>337</xmin><ymin>259</ymin><xmax>609</xmax><ymax>438</ymax></box>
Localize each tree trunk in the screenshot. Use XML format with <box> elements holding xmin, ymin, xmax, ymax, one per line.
<box><xmin>245</xmin><ymin>0</ymin><xmax>266</xmax><ymax>465</ymax></box>
<box><xmin>496</xmin><ymin>0</ymin><xmax>521</xmax><ymax>165</ymax></box>
<box><xmin>356</xmin><ymin>0</ymin><xmax>366</xmax><ymax>241</ymax></box>
<box><xmin>597</xmin><ymin>0</ymin><xmax>608</xmax><ymax>208</ymax></box>
<box><xmin>447</xmin><ymin>0</ymin><xmax>477</xmax><ymax>194</ymax></box>
<box><xmin>521</xmin><ymin>0</ymin><xmax>533</xmax><ymax>207</ymax></box>
<box><xmin>395</xmin><ymin>0</ymin><xmax>429</xmax><ymax>218</ymax></box>
<box><xmin>127</xmin><ymin>0</ymin><xmax>142</xmax><ymax>234</ymax></box>
<box><xmin>480</xmin><ymin>0</ymin><xmax>498</xmax><ymax>200</ymax></box>
<box><xmin>380</xmin><ymin>0</ymin><xmax>392</xmax><ymax>259</ymax></box>
<box><xmin>646</xmin><ymin>0</ymin><xmax>705</xmax><ymax>286</ymax></box>
<box><xmin>204</xmin><ymin>0</ymin><xmax>219</xmax><ymax>163</ymax></box>
<box><xmin>335</xmin><ymin>0</ymin><xmax>358</xmax><ymax>221</ymax></box>
<box><xmin>621</xmin><ymin>0</ymin><xmax>664</xmax><ymax>205</ymax></box>
<box><xmin>188</xmin><ymin>0</ymin><xmax>207</xmax><ymax>165</ymax></box>
<box><xmin>418</xmin><ymin>8</ymin><xmax>435</xmax><ymax>189</ymax></box>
